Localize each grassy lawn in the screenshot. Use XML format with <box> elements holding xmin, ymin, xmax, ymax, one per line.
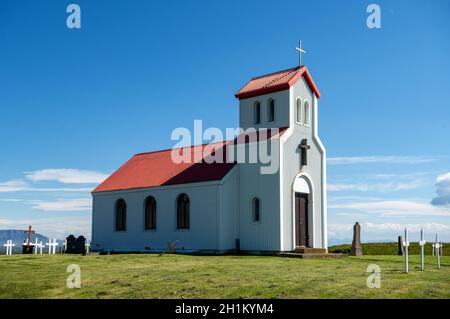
<box><xmin>0</xmin><ymin>254</ymin><xmax>449</xmax><ymax>299</ymax></box>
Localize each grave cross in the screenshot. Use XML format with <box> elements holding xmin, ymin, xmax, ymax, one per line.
<box><xmin>435</xmin><ymin>234</ymin><xmax>441</xmax><ymax>270</ymax></box>
<box><xmin>37</xmin><ymin>241</ymin><xmax>44</xmax><ymax>254</ymax></box>
<box><xmin>85</xmin><ymin>241</ymin><xmax>91</xmax><ymax>254</ymax></box>
<box><xmin>3</xmin><ymin>240</ymin><xmax>15</xmax><ymax>255</ymax></box>
<box><xmin>32</xmin><ymin>238</ymin><xmax>39</xmax><ymax>255</ymax></box>
<box><xmin>46</xmin><ymin>239</ymin><xmax>58</xmax><ymax>254</ymax></box>
<box><xmin>24</xmin><ymin>225</ymin><xmax>35</xmax><ymax>244</ymax></box>
<box><xmin>402</xmin><ymin>228</ymin><xmax>410</xmax><ymax>273</ymax></box>
<box><xmin>418</xmin><ymin>229</ymin><xmax>426</xmax><ymax>271</ymax></box>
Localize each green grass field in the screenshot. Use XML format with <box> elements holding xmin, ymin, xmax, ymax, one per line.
<box><xmin>0</xmin><ymin>254</ymin><xmax>449</xmax><ymax>299</ymax></box>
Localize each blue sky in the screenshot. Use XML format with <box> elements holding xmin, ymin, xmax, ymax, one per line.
<box><xmin>0</xmin><ymin>0</ymin><xmax>449</xmax><ymax>243</ymax></box>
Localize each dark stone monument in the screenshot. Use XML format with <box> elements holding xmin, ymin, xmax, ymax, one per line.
<box><xmin>351</xmin><ymin>222</ymin><xmax>362</xmax><ymax>256</ymax></box>
<box><xmin>22</xmin><ymin>241</ymin><xmax>33</xmax><ymax>254</ymax></box>
<box><xmin>397</xmin><ymin>236</ymin><xmax>404</xmax><ymax>256</ymax></box>
<box><xmin>66</xmin><ymin>235</ymin><xmax>86</xmax><ymax>254</ymax></box>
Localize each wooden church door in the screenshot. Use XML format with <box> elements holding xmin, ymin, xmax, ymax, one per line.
<box><xmin>295</xmin><ymin>193</ymin><xmax>309</xmax><ymax>247</ymax></box>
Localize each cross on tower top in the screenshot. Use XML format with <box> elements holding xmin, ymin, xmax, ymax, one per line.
<box><xmin>295</xmin><ymin>41</ymin><xmax>306</xmax><ymax>67</ymax></box>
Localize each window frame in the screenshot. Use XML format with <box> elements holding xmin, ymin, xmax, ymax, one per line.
<box><xmin>296</xmin><ymin>98</ymin><xmax>302</xmax><ymax>124</ymax></box>
<box><xmin>252</xmin><ymin>197</ymin><xmax>261</xmax><ymax>223</ymax></box>
<box><xmin>303</xmin><ymin>100</ymin><xmax>310</xmax><ymax>126</ymax></box>
<box><xmin>253</xmin><ymin>101</ymin><xmax>261</xmax><ymax>125</ymax></box>
<box><xmin>115</xmin><ymin>199</ymin><xmax>127</xmax><ymax>232</ymax></box>
<box><xmin>176</xmin><ymin>193</ymin><xmax>190</xmax><ymax>230</ymax></box>
<box><xmin>144</xmin><ymin>196</ymin><xmax>157</xmax><ymax>230</ymax></box>
<box><xmin>267</xmin><ymin>98</ymin><xmax>275</xmax><ymax>123</ymax></box>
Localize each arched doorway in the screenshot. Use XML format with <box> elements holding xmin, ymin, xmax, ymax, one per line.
<box><xmin>292</xmin><ymin>174</ymin><xmax>314</xmax><ymax>248</ymax></box>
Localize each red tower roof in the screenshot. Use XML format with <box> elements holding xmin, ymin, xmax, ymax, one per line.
<box><xmin>235</xmin><ymin>66</ymin><xmax>321</xmax><ymax>100</ymax></box>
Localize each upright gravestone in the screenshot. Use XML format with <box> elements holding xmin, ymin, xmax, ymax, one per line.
<box><xmin>66</xmin><ymin>235</ymin><xmax>76</xmax><ymax>253</ymax></box>
<box><xmin>403</xmin><ymin>228</ymin><xmax>409</xmax><ymax>273</ymax></box>
<box><xmin>65</xmin><ymin>235</ymin><xmax>86</xmax><ymax>254</ymax></box>
<box><xmin>397</xmin><ymin>236</ymin><xmax>404</xmax><ymax>256</ymax></box>
<box><xmin>351</xmin><ymin>222</ymin><xmax>362</xmax><ymax>256</ymax></box>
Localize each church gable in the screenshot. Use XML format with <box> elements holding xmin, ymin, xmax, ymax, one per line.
<box><xmin>235</xmin><ymin>66</ymin><xmax>321</xmax><ymax>100</ymax></box>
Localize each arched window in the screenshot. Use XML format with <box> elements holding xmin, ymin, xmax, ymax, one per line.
<box><xmin>177</xmin><ymin>193</ymin><xmax>190</xmax><ymax>229</ymax></box>
<box><xmin>303</xmin><ymin>100</ymin><xmax>310</xmax><ymax>126</ymax></box>
<box><xmin>296</xmin><ymin>98</ymin><xmax>302</xmax><ymax>124</ymax></box>
<box><xmin>115</xmin><ymin>199</ymin><xmax>126</xmax><ymax>231</ymax></box>
<box><xmin>267</xmin><ymin>98</ymin><xmax>275</xmax><ymax>122</ymax></box>
<box><xmin>144</xmin><ymin>196</ymin><xmax>156</xmax><ymax>230</ymax></box>
<box><xmin>252</xmin><ymin>197</ymin><xmax>261</xmax><ymax>222</ymax></box>
<box><xmin>253</xmin><ymin>101</ymin><xmax>261</xmax><ymax>125</ymax></box>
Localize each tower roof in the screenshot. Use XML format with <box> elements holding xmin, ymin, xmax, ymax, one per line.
<box><xmin>235</xmin><ymin>66</ymin><xmax>321</xmax><ymax>100</ymax></box>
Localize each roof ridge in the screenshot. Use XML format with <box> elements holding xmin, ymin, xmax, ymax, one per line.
<box><xmin>251</xmin><ymin>66</ymin><xmax>300</xmax><ymax>80</ymax></box>
<box><xmin>134</xmin><ymin>141</ymin><xmax>228</xmax><ymax>157</ymax></box>
<box><xmin>134</xmin><ymin>127</ymin><xmax>290</xmax><ymax>157</ymax></box>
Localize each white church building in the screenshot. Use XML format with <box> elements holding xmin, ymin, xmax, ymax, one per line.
<box><xmin>92</xmin><ymin>64</ymin><xmax>327</xmax><ymax>254</ymax></box>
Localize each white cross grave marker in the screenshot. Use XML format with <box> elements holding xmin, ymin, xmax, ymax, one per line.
<box><xmin>3</xmin><ymin>240</ymin><xmax>15</xmax><ymax>255</ymax></box>
<box><xmin>46</xmin><ymin>239</ymin><xmax>58</xmax><ymax>254</ymax></box>
<box><xmin>63</xmin><ymin>240</ymin><xmax>67</xmax><ymax>253</ymax></box>
<box><xmin>32</xmin><ymin>238</ymin><xmax>39</xmax><ymax>254</ymax></box>
<box><xmin>37</xmin><ymin>241</ymin><xmax>44</xmax><ymax>254</ymax></box>
<box><xmin>85</xmin><ymin>240</ymin><xmax>91</xmax><ymax>254</ymax></box>
<box><xmin>432</xmin><ymin>242</ymin><xmax>435</xmax><ymax>256</ymax></box>
<box><xmin>419</xmin><ymin>229</ymin><xmax>426</xmax><ymax>271</ymax></box>
<box><xmin>402</xmin><ymin>228</ymin><xmax>410</xmax><ymax>273</ymax></box>
<box><xmin>435</xmin><ymin>234</ymin><xmax>441</xmax><ymax>270</ymax></box>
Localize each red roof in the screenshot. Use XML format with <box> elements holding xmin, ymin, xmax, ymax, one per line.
<box><xmin>235</xmin><ymin>66</ymin><xmax>321</xmax><ymax>100</ymax></box>
<box><xmin>92</xmin><ymin>128</ymin><xmax>288</xmax><ymax>193</ymax></box>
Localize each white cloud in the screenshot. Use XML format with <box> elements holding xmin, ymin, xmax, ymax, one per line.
<box><xmin>363</xmin><ymin>222</ymin><xmax>450</xmax><ymax>233</ymax></box>
<box><xmin>328</xmin><ymin>222</ymin><xmax>450</xmax><ymax>241</ymax></box>
<box><xmin>0</xmin><ymin>180</ymin><xmax>30</xmax><ymax>192</ymax></box>
<box><xmin>25</xmin><ymin>169</ymin><xmax>108</xmax><ymax>184</ymax></box>
<box><xmin>328</xmin><ymin>155</ymin><xmax>437</xmax><ymax>165</ymax></box>
<box><xmin>0</xmin><ymin>179</ymin><xmax>92</xmax><ymax>193</ymax></box>
<box><xmin>329</xmin><ymin>199</ymin><xmax>450</xmax><ymax>217</ymax></box>
<box><xmin>327</xmin><ymin>224</ymin><xmax>353</xmax><ymax>238</ymax></box>
<box><xmin>31</xmin><ymin>198</ymin><xmax>92</xmax><ymax>212</ymax></box>
<box><xmin>431</xmin><ymin>172</ymin><xmax>450</xmax><ymax>206</ymax></box>
<box><xmin>328</xmin><ymin>181</ymin><xmax>423</xmax><ymax>192</ymax></box>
